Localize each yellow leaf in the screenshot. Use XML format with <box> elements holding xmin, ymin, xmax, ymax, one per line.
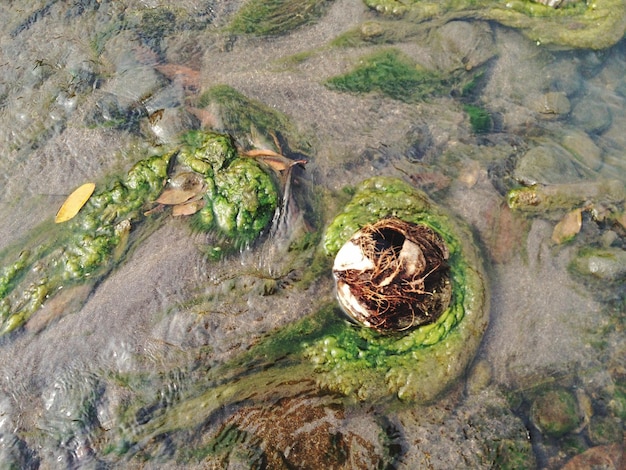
<box><xmin>551</xmin><ymin>208</ymin><xmax>582</xmax><ymax>244</ymax></box>
<box><xmin>55</xmin><ymin>182</ymin><xmax>96</xmax><ymax>223</ymax></box>
<box><xmin>242</xmin><ymin>149</ymin><xmax>307</xmax><ymax>172</ymax></box>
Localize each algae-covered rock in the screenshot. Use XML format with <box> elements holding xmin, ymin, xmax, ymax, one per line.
<box><xmin>530</xmin><ymin>387</ymin><xmax>580</xmax><ymax>438</ymax></box>
<box><xmin>362</xmin><ymin>0</ymin><xmax>626</xmax><ymax>50</ymax></box>
<box><xmin>317</xmin><ymin>177</ymin><xmax>489</xmax><ymax>401</ymax></box>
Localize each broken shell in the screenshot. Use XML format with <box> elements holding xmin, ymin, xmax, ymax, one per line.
<box><xmin>333</xmin><ymin>217</ymin><xmax>451</xmax><ymax>332</ymax></box>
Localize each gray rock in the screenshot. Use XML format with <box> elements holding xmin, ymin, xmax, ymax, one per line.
<box><xmin>561</xmin><ymin>130</ymin><xmax>603</xmax><ymax>171</ymax></box>
<box><xmin>514</xmin><ymin>141</ymin><xmax>583</xmax><ymax>185</ymax></box>
<box><xmin>571</xmin><ymin>96</ymin><xmax>612</xmax><ymax>134</ymax></box>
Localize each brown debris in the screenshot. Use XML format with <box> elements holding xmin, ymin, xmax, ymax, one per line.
<box><xmin>154</xmin><ymin>63</ymin><xmax>201</xmax><ymax>91</ymax></box>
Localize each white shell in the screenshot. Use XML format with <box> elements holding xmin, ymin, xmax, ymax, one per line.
<box><xmin>335</xmin><ymin>281</ymin><xmax>374</xmax><ymax>327</ymax></box>
<box><xmin>332</xmin><ymin>238</ymin><xmax>375</xmax><ymax>272</ymax></box>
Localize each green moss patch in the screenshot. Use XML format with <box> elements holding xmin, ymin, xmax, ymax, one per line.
<box><xmin>229</xmin><ymin>0</ymin><xmax>333</xmax><ymax>36</ymax></box>
<box><xmin>325</xmin><ymin>49</ymin><xmax>445</xmax><ymax>102</ymax></box>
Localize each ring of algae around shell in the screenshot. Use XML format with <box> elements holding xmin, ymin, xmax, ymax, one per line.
<box><xmin>316</xmin><ymin>176</ymin><xmax>489</xmax><ymax>402</ymax></box>
<box><xmin>114</xmin><ymin>177</ymin><xmax>489</xmax><ymax>453</ymax></box>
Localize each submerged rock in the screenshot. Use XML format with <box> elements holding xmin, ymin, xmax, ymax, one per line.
<box><xmin>570</xmin><ymin>247</ymin><xmax>626</xmax><ymax>283</ymax></box>
<box><xmin>530</xmin><ymin>387</ymin><xmax>581</xmax><ymax>438</ymax></box>
<box><xmin>571</xmin><ymin>96</ymin><xmax>612</xmax><ymax>135</ymax></box>
<box><xmin>561</xmin><ymin>130</ymin><xmax>603</xmax><ymax>171</ymax></box>
<box><xmin>513</xmin><ymin>142</ymin><xmax>583</xmax><ymax>186</ymax></box>
<box><xmin>531</xmin><ymin>91</ymin><xmax>571</xmax><ymax>119</ymax></box>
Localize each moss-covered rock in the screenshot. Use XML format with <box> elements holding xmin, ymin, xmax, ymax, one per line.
<box><xmin>361</xmin><ymin>0</ymin><xmax>626</xmax><ymax>50</ymax></box>
<box><xmin>530</xmin><ymin>388</ymin><xmax>580</xmax><ymax>438</ymax></box>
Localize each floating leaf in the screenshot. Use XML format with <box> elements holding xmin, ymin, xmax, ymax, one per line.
<box><xmin>552</xmin><ymin>208</ymin><xmax>582</xmax><ymax>244</ymax></box>
<box><xmin>55</xmin><ymin>182</ymin><xmax>96</xmax><ymax>223</ymax></box>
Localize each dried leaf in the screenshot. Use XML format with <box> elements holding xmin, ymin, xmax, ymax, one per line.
<box><xmin>55</xmin><ymin>182</ymin><xmax>96</xmax><ymax>223</ymax></box>
<box><xmin>148</xmin><ymin>108</ymin><xmax>164</xmax><ymax>125</ymax></box>
<box><xmin>243</xmin><ymin>148</ymin><xmax>284</xmax><ymax>158</ymax></box>
<box><xmin>172</xmin><ymin>199</ymin><xmax>205</xmax><ymax>216</ymax></box>
<box><xmin>552</xmin><ymin>208</ymin><xmax>582</xmax><ymax>244</ymax></box>
<box><xmin>144</xmin><ymin>204</ymin><xmax>165</xmax><ymax>216</ymax></box>
<box><xmin>242</xmin><ymin>149</ymin><xmax>307</xmax><ymax>172</ymax></box>
<box><xmin>156</xmin><ymin>188</ymin><xmax>199</xmax><ymax>205</ymax></box>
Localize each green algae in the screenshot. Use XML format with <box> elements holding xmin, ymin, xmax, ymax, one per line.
<box><xmin>0</xmin><ymin>131</ymin><xmax>279</xmax><ymax>336</ymax></box>
<box><xmin>325</xmin><ymin>49</ymin><xmax>445</xmax><ymax>102</ymax></box>
<box><xmin>228</xmin><ymin>0</ymin><xmax>334</xmax><ymax>36</ymax></box>
<box><xmin>361</xmin><ymin>0</ymin><xmax>626</xmax><ymax>50</ymax></box>
<box><xmin>0</xmin><ymin>153</ymin><xmax>170</xmax><ymax>335</ymax></box>
<box><xmin>114</xmin><ymin>177</ymin><xmax>489</xmax><ymax>453</ymax></box>
<box><xmin>197</xmin><ymin>85</ymin><xmax>309</xmax><ymax>154</ymax></box>
<box><xmin>464</xmin><ymin>104</ymin><xmax>493</xmax><ymax>134</ymax></box>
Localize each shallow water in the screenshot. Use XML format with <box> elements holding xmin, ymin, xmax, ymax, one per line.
<box><xmin>0</xmin><ymin>1</ymin><xmax>625</xmax><ymax>468</ymax></box>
